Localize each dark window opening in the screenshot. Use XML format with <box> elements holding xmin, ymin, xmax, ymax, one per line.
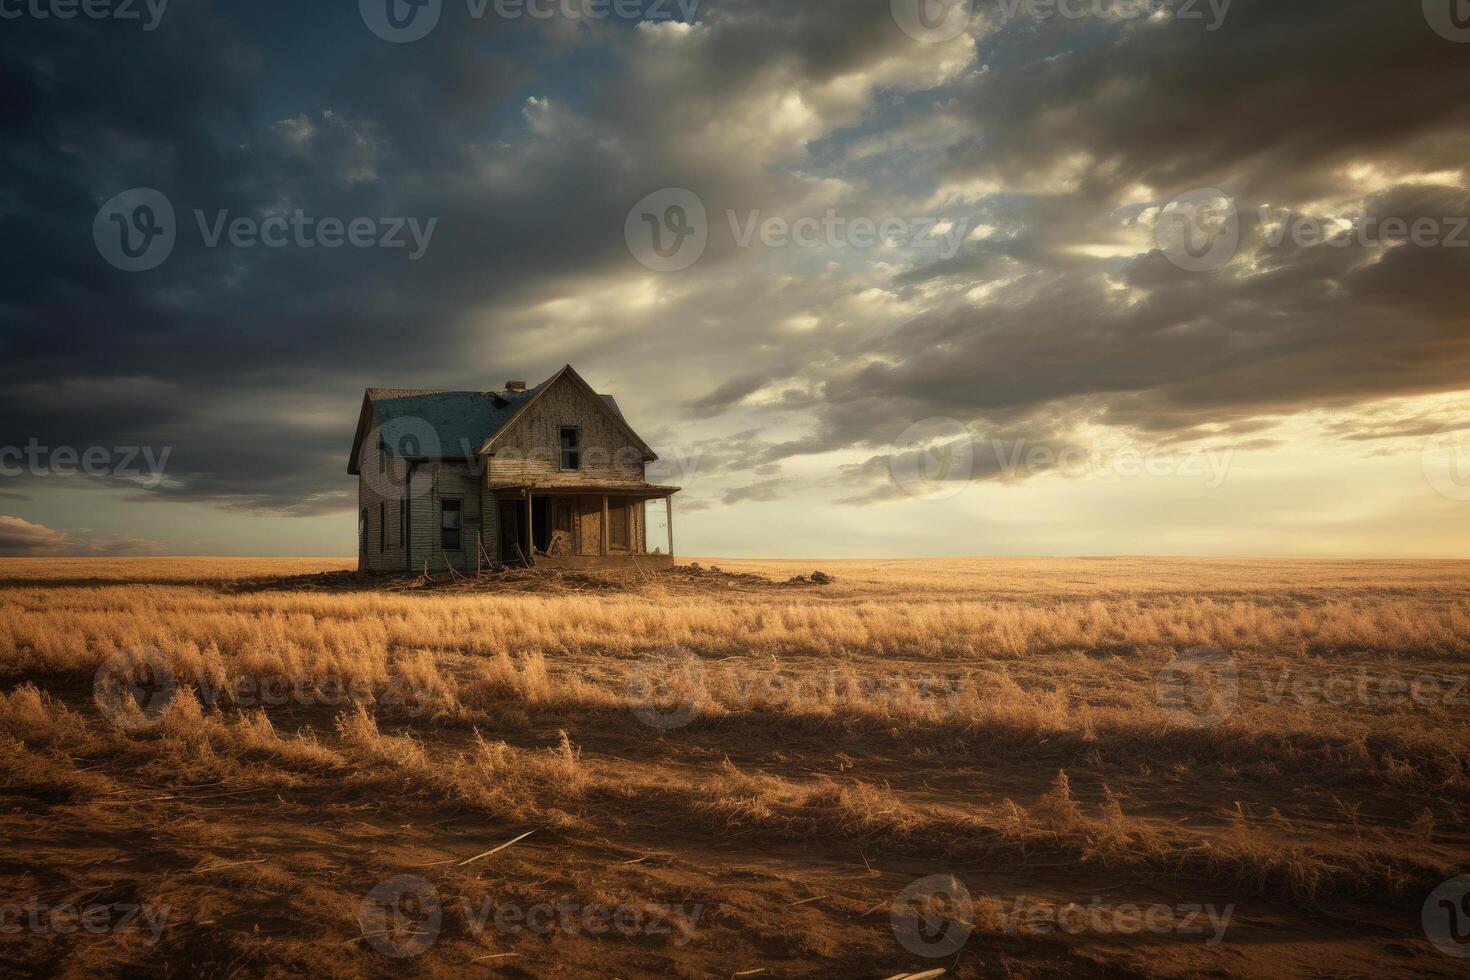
<box><xmin>559</xmin><ymin>427</ymin><xmax>581</xmax><ymax>471</ymax></box>
<box><xmin>378</xmin><ymin>440</ymin><xmax>388</xmax><ymax>476</ymax></box>
<box><xmin>441</xmin><ymin>499</ymin><xmax>462</xmax><ymax>552</ymax></box>
<box><xmin>399</xmin><ymin>500</ymin><xmax>408</xmax><ymax>549</ymax></box>
<box><xmin>379</xmin><ymin>502</ymin><xmax>386</xmax><ymax>553</ymax></box>
<box><xmin>360</xmin><ymin>509</ymin><xmax>368</xmax><ymax>554</ymax></box>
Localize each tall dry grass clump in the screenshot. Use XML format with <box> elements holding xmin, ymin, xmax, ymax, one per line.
<box><xmin>454</xmin><ymin>729</ymin><xmax>588</xmax><ymax>820</ymax></box>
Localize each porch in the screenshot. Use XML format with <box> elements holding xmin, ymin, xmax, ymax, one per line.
<box><xmin>489</xmin><ymin>483</ymin><xmax>680</xmax><ymax>565</ymax></box>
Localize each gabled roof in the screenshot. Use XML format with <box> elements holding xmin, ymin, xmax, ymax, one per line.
<box><xmin>478</xmin><ymin>365</ymin><xmax>653</xmax><ymax>459</ymax></box>
<box><xmin>347</xmin><ymin>366</ymin><xmax>649</xmax><ymax>475</ymax></box>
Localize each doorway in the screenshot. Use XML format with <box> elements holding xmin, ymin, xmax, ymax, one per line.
<box><xmin>497</xmin><ymin>494</ymin><xmax>581</xmax><ymax>560</ymax></box>
<box><xmin>497</xmin><ymin>504</ymin><xmax>521</xmax><ymax>563</ymax></box>
<box><xmin>531</xmin><ymin>497</ymin><xmax>549</xmax><ymax>555</ymax></box>
<box><xmin>497</xmin><ymin>496</ymin><xmax>554</xmax><ymax>560</ymax></box>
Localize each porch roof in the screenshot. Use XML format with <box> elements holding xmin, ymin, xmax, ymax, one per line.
<box><xmin>490</xmin><ymin>482</ymin><xmax>682</xmax><ymax>498</ymax></box>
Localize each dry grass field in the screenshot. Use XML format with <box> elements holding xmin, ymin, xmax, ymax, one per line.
<box><xmin>1</xmin><ymin>556</ymin><xmax>1468</xmax><ymax>978</ymax></box>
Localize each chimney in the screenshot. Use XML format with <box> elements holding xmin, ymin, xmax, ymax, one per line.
<box><xmin>505</xmin><ymin>380</ymin><xmax>527</xmax><ymax>393</ymax></box>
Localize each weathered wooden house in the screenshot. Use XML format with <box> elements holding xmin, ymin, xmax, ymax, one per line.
<box><xmin>348</xmin><ymin>365</ymin><xmax>679</xmax><ymax>573</ymax></box>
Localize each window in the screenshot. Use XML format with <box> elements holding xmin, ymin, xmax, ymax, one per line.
<box><xmin>378</xmin><ymin>439</ymin><xmax>388</xmax><ymax>476</ymax></box>
<box><xmin>360</xmin><ymin>509</ymin><xmax>368</xmax><ymax>553</ymax></box>
<box><xmin>441</xmin><ymin>499</ymin><xmax>462</xmax><ymax>552</ymax></box>
<box><xmin>608</xmin><ymin>497</ymin><xmax>629</xmax><ymax>551</ymax></box>
<box><xmin>559</xmin><ymin>427</ymin><xmax>581</xmax><ymax>471</ymax></box>
<box><xmin>379</xmin><ymin>502</ymin><xmax>386</xmax><ymax>553</ymax></box>
<box><xmin>399</xmin><ymin>500</ymin><xmax>408</xmax><ymax>549</ymax></box>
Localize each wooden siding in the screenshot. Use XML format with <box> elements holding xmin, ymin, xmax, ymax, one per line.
<box><xmin>575</xmin><ymin>494</ymin><xmax>643</xmax><ymax>556</ymax></box>
<box><xmin>411</xmin><ymin>462</ymin><xmax>487</xmax><ymax>574</ymax></box>
<box><xmin>488</xmin><ymin>373</ymin><xmax>647</xmax><ymax>487</ymax></box>
<box><xmin>358</xmin><ymin>424</ymin><xmax>494</xmax><ymax>573</ymax></box>
<box><xmin>577</xmin><ymin>494</ymin><xmax>601</xmax><ymax>556</ymax></box>
<box><xmin>357</xmin><ymin>431</ymin><xmax>407</xmax><ymax>573</ymax></box>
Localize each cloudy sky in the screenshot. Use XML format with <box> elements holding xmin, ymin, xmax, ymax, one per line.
<box><xmin>1</xmin><ymin>0</ymin><xmax>1468</xmax><ymax>558</ymax></box>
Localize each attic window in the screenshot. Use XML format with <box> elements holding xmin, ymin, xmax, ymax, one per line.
<box><xmin>559</xmin><ymin>427</ymin><xmax>581</xmax><ymax>471</ymax></box>
<box><xmin>378</xmin><ymin>440</ymin><xmax>388</xmax><ymax>475</ymax></box>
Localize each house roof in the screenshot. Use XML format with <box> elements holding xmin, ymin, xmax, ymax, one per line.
<box><xmin>347</xmin><ymin>367</ymin><xmax>645</xmax><ymax>475</ymax></box>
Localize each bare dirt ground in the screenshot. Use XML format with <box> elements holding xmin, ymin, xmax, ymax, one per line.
<box><xmin>1</xmin><ymin>556</ymin><xmax>1468</xmax><ymax>978</ymax></box>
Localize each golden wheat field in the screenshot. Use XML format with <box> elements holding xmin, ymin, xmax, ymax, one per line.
<box><xmin>2</xmin><ymin>556</ymin><xmax>1469</xmax><ymax>978</ymax></box>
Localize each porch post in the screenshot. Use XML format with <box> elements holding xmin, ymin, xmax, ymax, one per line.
<box><xmin>666</xmin><ymin>495</ymin><xmax>674</xmax><ymax>558</ymax></box>
<box><xmin>601</xmin><ymin>495</ymin><xmax>610</xmax><ymax>556</ymax></box>
<box><xmin>525</xmin><ymin>491</ymin><xmax>533</xmax><ymax>558</ymax></box>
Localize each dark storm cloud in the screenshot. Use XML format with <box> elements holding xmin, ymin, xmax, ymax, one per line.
<box><xmin>0</xmin><ymin>516</ymin><xmax>67</xmax><ymax>556</ymax></box>
<box><xmin>680</xmin><ymin>1</ymin><xmax>1470</xmax><ymax>499</ymax></box>
<box><xmin>1</xmin><ymin>0</ymin><xmax>1466</xmax><ymax>522</ymax></box>
<box><xmin>0</xmin><ymin>0</ymin><xmax>943</xmax><ymax>516</ymax></box>
<box><xmin>721</xmin><ymin>478</ymin><xmax>790</xmax><ymax>505</ymax></box>
<box><xmin>949</xmin><ymin>0</ymin><xmax>1470</xmax><ymax>203</ymax></box>
<box><xmin>686</xmin><ymin>373</ymin><xmax>774</xmax><ymax>416</ymax></box>
<box><xmin>791</xmin><ymin>191</ymin><xmax>1470</xmax><ymax>485</ymax></box>
<box><xmin>0</xmin><ymin>515</ymin><xmax>163</xmax><ymax>556</ymax></box>
<box><xmin>835</xmin><ymin>432</ymin><xmax>1055</xmax><ymax>505</ymax></box>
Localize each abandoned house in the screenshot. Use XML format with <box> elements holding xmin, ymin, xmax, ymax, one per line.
<box><xmin>348</xmin><ymin>365</ymin><xmax>680</xmax><ymax>573</ymax></box>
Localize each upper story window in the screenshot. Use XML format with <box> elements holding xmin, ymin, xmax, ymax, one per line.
<box><xmin>378</xmin><ymin>439</ymin><xmax>388</xmax><ymax>475</ymax></box>
<box><xmin>559</xmin><ymin>427</ymin><xmax>581</xmax><ymax>471</ymax></box>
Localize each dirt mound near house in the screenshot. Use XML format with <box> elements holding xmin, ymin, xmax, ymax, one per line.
<box><xmin>223</xmin><ymin>562</ymin><xmax>790</xmax><ymax>596</ymax></box>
